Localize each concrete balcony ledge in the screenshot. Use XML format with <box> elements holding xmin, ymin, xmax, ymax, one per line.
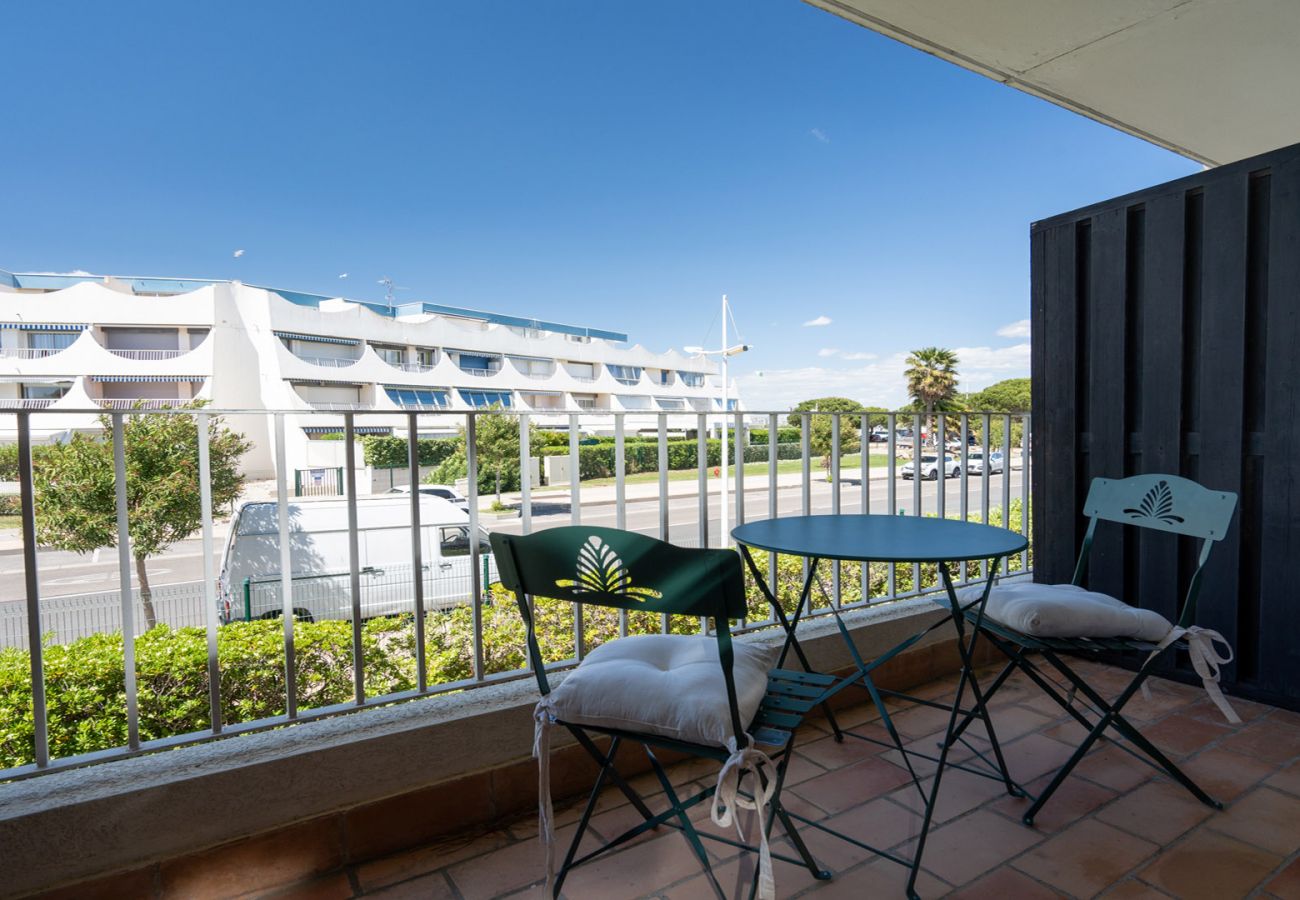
<box><xmin>0</xmin><ymin>594</ymin><xmax>981</xmax><ymax>898</ymax></box>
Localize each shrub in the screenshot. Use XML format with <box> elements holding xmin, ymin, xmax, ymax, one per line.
<box><xmin>0</xmin><ymin>499</ymin><xmax>1030</xmax><ymax>770</ymax></box>
<box><xmin>362</xmin><ymin>436</ymin><xmax>459</xmax><ymax>469</ymax></box>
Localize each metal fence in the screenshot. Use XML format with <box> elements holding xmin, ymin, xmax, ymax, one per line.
<box><xmin>2</xmin><ymin>406</ymin><xmax>1030</xmax><ymax>779</ymax></box>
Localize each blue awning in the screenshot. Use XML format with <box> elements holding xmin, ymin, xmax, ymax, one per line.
<box><xmin>385</xmin><ymin>387</ymin><xmax>450</xmax><ymax>408</ymax></box>
<box><xmin>0</xmin><ymin>322</ymin><xmax>88</xmax><ymax>331</ymax></box>
<box><xmin>273</xmin><ymin>331</ymin><xmax>360</xmax><ymax>346</ymax></box>
<box><xmin>458</xmin><ymin>389</ymin><xmax>513</xmax><ymax>409</ymax></box>
<box><xmin>447</xmin><ymin>348</ymin><xmax>503</xmax><ymax>360</ymax></box>
<box><xmin>91</xmin><ymin>375</ymin><xmax>206</xmax><ymax>382</ymax></box>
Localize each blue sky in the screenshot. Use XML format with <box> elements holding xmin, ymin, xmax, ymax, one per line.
<box><xmin>0</xmin><ymin>2</ymin><xmax>1199</xmax><ymax>408</ymax></box>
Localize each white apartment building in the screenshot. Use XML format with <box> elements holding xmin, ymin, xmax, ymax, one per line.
<box><xmin>0</xmin><ymin>269</ymin><xmax>736</xmax><ymax>477</ymax></box>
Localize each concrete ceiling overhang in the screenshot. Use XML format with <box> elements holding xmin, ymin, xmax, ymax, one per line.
<box><xmin>803</xmin><ymin>0</ymin><xmax>1300</xmax><ymax>166</ymax></box>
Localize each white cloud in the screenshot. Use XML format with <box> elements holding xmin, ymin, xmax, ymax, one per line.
<box><xmin>735</xmin><ymin>343</ymin><xmax>1029</xmax><ymax>411</ymax></box>
<box><xmin>997</xmin><ymin>319</ymin><xmax>1030</xmax><ymax>339</ymax></box>
<box><xmin>338</xmin><ymin>273</ymin><xmax>349</xmax><ymax>279</ymax></box>
<box><xmin>803</xmin><ymin>315</ymin><xmax>832</xmax><ymax>327</ymax></box>
<box><xmin>817</xmin><ymin>348</ymin><xmax>840</xmax><ymax>358</ymax></box>
<box><xmin>810</xmin><ymin>128</ymin><xmax>830</xmax><ymax>144</ymax></box>
<box><xmin>232</xmin><ymin>249</ymin><xmax>245</xmax><ymax>258</ymax></box>
<box><xmin>841</xmin><ymin>351</ymin><xmax>877</xmax><ymax>361</ymax></box>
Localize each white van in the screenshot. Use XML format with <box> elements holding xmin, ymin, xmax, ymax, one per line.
<box><xmin>218</xmin><ymin>495</ymin><xmax>498</xmax><ymax>624</ymax></box>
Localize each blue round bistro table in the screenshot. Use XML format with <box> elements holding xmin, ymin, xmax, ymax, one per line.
<box><xmin>732</xmin><ymin>514</ymin><xmax>1027</xmax><ymax>900</ymax></box>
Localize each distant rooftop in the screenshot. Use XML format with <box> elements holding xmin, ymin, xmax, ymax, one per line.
<box><xmin>0</xmin><ymin>269</ymin><xmax>628</xmax><ymax>342</ymax></box>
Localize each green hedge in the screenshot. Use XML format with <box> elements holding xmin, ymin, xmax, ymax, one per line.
<box><xmin>535</xmin><ymin>440</ymin><xmax>804</xmax><ymax>479</ymax></box>
<box><xmin>362</xmin><ymin>436</ymin><xmax>459</xmax><ymax>469</ymax></box>
<box><xmin>747</xmin><ymin>427</ymin><xmax>803</xmax><ymax>445</ymax></box>
<box><xmin>0</xmin><ymin>501</ymin><xmax>1028</xmax><ymax>770</ymax></box>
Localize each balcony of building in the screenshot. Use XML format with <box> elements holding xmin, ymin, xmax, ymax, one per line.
<box><xmin>88</xmin><ymin>375</ymin><xmax>205</xmax><ymax>410</ymax></box>
<box><xmin>276</xmin><ymin>331</ymin><xmax>363</xmax><ymax>368</ymax></box>
<box><xmin>451</xmin><ymin>349</ymin><xmax>505</xmax><ymax>378</ymax></box>
<box><xmin>98</xmin><ymin>326</ymin><xmax>208</xmax><ymax>361</ymax></box>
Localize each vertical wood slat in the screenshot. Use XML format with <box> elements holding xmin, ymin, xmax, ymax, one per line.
<box><xmin>1085</xmin><ymin>208</ymin><xmax>1128</xmax><ymax>600</ymax></box>
<box><xmin>1031</xmin><ymin>222</ymin><xmax>1078</xmax><ymax>586</ymax></box>
<box><xmin>1137</xmin><ymin>193</ymin><xmax>1186</xmax><ymax>632</ymax></box>
<box><xmin>1258</xmin><ymin>152</ymin><xmax>1300</xmax><ymax>696</ymax></box>
<box><xmin>1195</xmin><ymin>174</ymin><xmax>1249</xmax><ymax>680</ymax></box>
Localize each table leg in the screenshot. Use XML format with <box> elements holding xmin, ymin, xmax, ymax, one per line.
<box><xmin>738</xmin><ymin>545</ymin><xmax>844</xmax><ymax>740</ymax></box>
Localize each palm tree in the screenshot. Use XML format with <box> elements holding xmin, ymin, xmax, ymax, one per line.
<box><xmin>904</xmin><ymin>347</ymin><xmax>959</xmax><ymax>448</ymax></box>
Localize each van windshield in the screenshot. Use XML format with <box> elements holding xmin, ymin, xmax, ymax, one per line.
<box><xmin>440</xmin><ymin>526</ymin><xmax>492</xmax><ymax>558</ymax></box>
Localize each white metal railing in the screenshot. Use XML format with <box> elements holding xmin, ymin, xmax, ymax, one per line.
<box><xmin>459</xmin><ymin>367</ymin><xmax>500</xmax><ymax>377</ymax></box>
<box><xmin>97</xmin><ymin>398</ymin><xmax>188</xmax><ymax>409</ymax></box>
<box><xmin>0</xmin><ymin>347</ymin><xmax>66</xmax><ymax>359</ymax></box>
<box><xmin>0</xmin><ymin>405</ymin><xmax>1030</xmax><ymax>781</ymax></box>
<box><xmin>0</xmin><ymin>399</ymin><xmax>57</xmax><ymax>409</ymax></box>
<box><xmin>395</xmin><ymin>362</ymin><xmax>437</xmax><ymax>374</ymax></box>
<box><xmin>308</xmin><ymin>401</ymin><xmax>367</xmax><ymax>410</ymax></box>
<box><xmin>106</xmin><ymin>349</ymin><xmax>186</xmax><ymax>360</ymax></box>
<box><xmin>297</xmin><ymin>355</ymin><xmax>359</xmax><ymax>368</ymax></box>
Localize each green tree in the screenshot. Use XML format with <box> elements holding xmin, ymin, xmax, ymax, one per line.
<box><xmin>904</xmin><ymin>347</ymin><xmax>960</xmax><ymax>446</ymax></box>
<box><xmin>32</xmin><ymin>404</ymin><xmax>250</xmax><ymax>629</ymax></box>
<box><xmin>969</xmin><ymin>378</ymin><xmax>1030</xmax><ymax>413</ymax></box>
<box><xmin>430</xmin><ymin>406</ymin><xmax>536</xmax><ymax>503</ymax></box>
<box><xmin>787</xmin><ymin>397</ymin><xmax>863</xmax><ymax>476</ymax></box>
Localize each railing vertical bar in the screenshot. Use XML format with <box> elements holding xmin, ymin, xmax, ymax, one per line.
<box><xmin>197</xmin><ymin>413</ymin><xmax>223</xmax><ymax>733</ymax></box>
<box><xmin>274</xmin><ymin>413</ymin><xmax>297</xmax><ymax>719</ymax></box>
<box><xmin>886</xmin><ymin>413</ymin><xmax>897</xmax><ymax>598</ymax></box>
<box><xmin>800</xmin><ymin>413</ymin><xmax>811</xmax><ymax>608</ymax></box>
<box><xmin>1002</xmin><ymin>413</ymin><xmax>1013</xmax><ymax>531</ymax></box>
<box><xmin>697</xmin><ymin>413</ymin><xmax>708</xmax><ymax>549</ymax></box>
<box><xmin>568</xmin><ymin>414</ymin><xmax>581</xmax><ymax>526</ymax></box>
<box><xmin>768</xmin><ymin>413</ymin><xmax>778</xmax><ymax>620</ymax></box>
<box><xmin>830</xmin><ymin>414</ymin><xmax>841</xmax><ymax>607</ymax></box>
<box><xmin>17</xmin><ymin>413</ymin><xmax>49</xmax><ymax>768</ymax></box>
<box><xmin>860</xmin><ymin>413</ymin><xmax>870</xmax><ymax>603</ymax></box>
<box><xmin>519</xmin><ymin>413</ymin><xmax>532</xmax><ymax>535</ymax></box>
<box><xmin>343</xmin><ymin>414</ymin><xmax>364</xmax><ymax>704</ymax></box>
<box><xmin>981</xmin><ymin>413</ymin><xmax>992</xmax><ymax>580</ymax></box>
<box><xmin>800</xmin><ymin>413</ymin><xmax>811</xmax><ymax>515</ymax></box>
<box><xmin>936</xmin><ymin>413</ymin><xmax>947</xmax><ymax>522</ymax></box>
<box><xmin>912</xmin><ymin>412</ymin><xmax>922</xmax><ymax>592</ymax></box>
<box><xmin>959</xmin><ymin>413</ymin><xmax>971</xmax><ymax>586</ymax></box>
<box><xmin>111</xmin><ymin>414</ymin><xmax>140</xmax><ymax>750</ymax></box>
<box><xmin>615</xmin><ymin>414</ymin><xmax>628</xmax><ymax>638</ymax></box>
<box><xmin>733</xmin><ymin>411</ymin><xmax>745</xmax><ymax>527</ymax></box>
<box><xmin>1021</xmin><ymin>414</ymin><xmax>1031</xmax><ymax>571</ymax></box>
<box><xmin>467</xmin><ymin>414</ymin><xmax>485</xmax><ymax>679</ymax></box>
<box><xmin>407</xmin><ymin>412</ymin><xmax>427</xmax><ymax>693</ymax></box>
<box><xmin>658</xmin><ymin>413</ymin><xmax>669</xmax><ymax>634</ymax></box>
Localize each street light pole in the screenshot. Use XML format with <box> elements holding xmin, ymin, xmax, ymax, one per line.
<box><xmin>686</xmin><ymin>298</ymin><xmax>748</xmax><ymax>548</ymax></box>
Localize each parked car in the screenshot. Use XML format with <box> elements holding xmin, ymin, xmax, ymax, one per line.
<box><xmin>966</xmin><ymin>451</ymin><xmax>1005</xmax><ymax>475</ymax></box>
<box><xmin>218</xmin><ymin>495</ymin><xmax>497</xmax><ymax>623</ymax></box>
<box><xmin>867</xmin><ymin>428</ymin><xmax>889</xmax><ymax>443</ymax></box>
<box><xmin>388</xmin><ymin>483</ymin><xmax>470</xmax><ymax>511</ymax></box>
<box><xmin>900</xmin><ymin>455</ymin><xmax>962</xmax><ymax>481</ymax></box>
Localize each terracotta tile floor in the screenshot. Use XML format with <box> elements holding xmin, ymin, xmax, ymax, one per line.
<box><xmin>311</xmin><ymin>662</ymin><xmax>1300</xmax><ymax>899</ymax></box>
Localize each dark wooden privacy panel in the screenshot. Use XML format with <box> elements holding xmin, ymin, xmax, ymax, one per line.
<box><xmin>1031</xmin><ymin>141</ymin><xmax>1300</xmax><ymax>711</ymax></box>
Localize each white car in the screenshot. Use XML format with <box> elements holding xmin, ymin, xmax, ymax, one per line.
<box><xmin>389</xmin><ymin>484</ymin><xmax>470</xmax><ymax>511</ymax></box>
<box><xmin>966</xmin><ymin>451</ymin><xmax>1005</xmax><ymax>475</ymax></box>
<box><xmin>900</xmin><ymin>455</ymin><xmax>962</xmax><ymax>480</ymax></box>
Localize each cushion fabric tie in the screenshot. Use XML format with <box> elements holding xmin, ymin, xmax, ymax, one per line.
<box><xmin>533</xmin><ymin>700</ymin><xmax>557</xmax><ymax>895</ymax></box>
<box><xmin>1143</xmin><ymin>626</ymin><xmax>1241</xmax><ymax>724</ymax></box>
<box><xmin>710</xmin><ymin>735</ymin><xmax>777</xmax><ymax>900</ymax></box>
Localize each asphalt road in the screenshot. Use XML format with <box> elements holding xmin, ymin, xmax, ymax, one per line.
<box><xmin>0</xmin><ymin>470</ymin><xmax>1024</xmax><ymax>646</ymax></box>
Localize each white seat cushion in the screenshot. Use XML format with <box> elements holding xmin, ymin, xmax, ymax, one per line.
<box><xmin>959</xmin><ymin>582</ymin><xmax>1173</xmax><ymax>642</ymax></box>
<box><xmin>544</xmin><ymin>635</ymin><xmax>778</xmax><ymax>747</ymax></box>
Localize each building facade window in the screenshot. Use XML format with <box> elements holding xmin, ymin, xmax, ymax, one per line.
<box><xmin>458</xmin><ymin>389</ymin><xmax>512</xmax><ymax>408</ymax></box>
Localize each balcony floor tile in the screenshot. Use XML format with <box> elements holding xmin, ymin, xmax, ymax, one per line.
<box><xmin>243</xmin><ymin>661</ymin><xmax>1299</xmax><ymax>899</ymax></box>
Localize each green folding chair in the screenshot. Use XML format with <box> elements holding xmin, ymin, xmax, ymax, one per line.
<box><xmin>491</xmin><ymin>526</ymin><xmax>833</xmax><ymax>899</ymax></box>
<box><xmin>949</xmin><ymin>474</ymin><xmax>1238</xmax><ymax>826</ymax></box>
